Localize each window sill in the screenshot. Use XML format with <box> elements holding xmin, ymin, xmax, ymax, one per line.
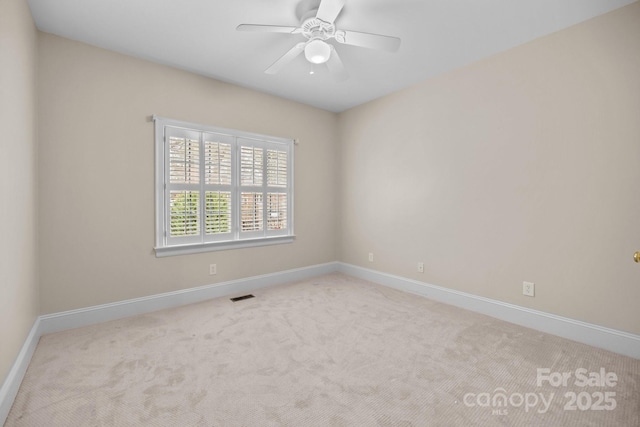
<box><xmin>154</xmin><ymin>235</ymin><xmax>295</xmax><ymax>258</ymax></box>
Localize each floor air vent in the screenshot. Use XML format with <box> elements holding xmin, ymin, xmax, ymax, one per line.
<box><xmin>230</xmin><ymin>294</ymin><xmax>255</xmax><ymax>302</ymax></box>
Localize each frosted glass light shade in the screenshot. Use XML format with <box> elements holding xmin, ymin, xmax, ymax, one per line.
<box><xmin>304</xmin><ymin>40</ymin><xmax>331</xmax><ymax>64</ymax></box>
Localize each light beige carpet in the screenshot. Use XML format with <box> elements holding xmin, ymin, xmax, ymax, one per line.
<box><xmin>5</xmin><ymin>273</ymin><xmax>640</xmax><ymax>426</ymax></box>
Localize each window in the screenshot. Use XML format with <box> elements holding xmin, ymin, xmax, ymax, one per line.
<box><xmin>154</xmin><ymin>116</ymin><xmax>294</xmax><ymax>257</ymax></box>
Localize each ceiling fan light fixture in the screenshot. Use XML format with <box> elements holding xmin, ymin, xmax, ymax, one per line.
<box><xmin>304</xmin><ymin>39</ymin><xmax>331</xmax><ymax>64</ymax></box>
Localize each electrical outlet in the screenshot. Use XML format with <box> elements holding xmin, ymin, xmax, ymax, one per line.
<box><xmin>417</xmin><ymin>262</ymin><xmax>424</xmax><ymax>273</ymax></box>
<box><xmin>523</xmin><ymin>281</ymin><xmax>535</xmax><ymax>297</ymax></box>
<box><xmin>368</xmin><ymin>253</ymin><xmax>374</xmax><ymax>262</ymax></box>
<box><xmin>209</xmin><ymin>264</ymin><xmax>217</xmax><ymax>275</ymax></box>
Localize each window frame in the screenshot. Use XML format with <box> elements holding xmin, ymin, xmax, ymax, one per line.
<box><xmin>154</xmin><ymin>116</ymin><xmax>294</xmax><ymax>257</ymax></box>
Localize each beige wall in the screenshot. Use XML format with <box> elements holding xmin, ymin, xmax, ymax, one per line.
<box><xmin>338</xmin><ymin>3</ymin><xmax>640</xmax><ymax>334</ymax></box>
<box><xmin>37</xmin><ymin>34</ymin><xmax>339</xmax><ymax>314</ymax></box>
<box><xmin>0</xmin><ymin>0</ymin><xmax>39</xmax><ymax>382</ymax></box>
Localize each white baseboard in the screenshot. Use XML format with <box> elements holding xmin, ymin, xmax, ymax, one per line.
<box><xmin>39</xmin><ymin>262</ymin><xmax>339</xmax><ymax>335</ymax></box>
<box><xmin>0</xmin><ymin>318</ymin><xmax>42</xmax><ymax>424</ymax></box>
<box><xmin>337</xmin><ymin>263</ymin><xmax>640</xmax><ymax>359</ymax></box>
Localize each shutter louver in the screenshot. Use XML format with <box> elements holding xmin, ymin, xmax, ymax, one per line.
<box><xmin>241</xmin><ymin>146</ymin><xmax>263</xmax><ymax>186</ymax></box>
<box><xmin>267</xmin><ymin>149</ymin><xmax>287</xmax><ymax>187</ymax></box>
<box><xmin>241</xmin><ymin>192</ymin><xmax>263</xmax><ymax>232</ymax></box>
<box><xmin>267</xmin><ymin>193</ymin><xmax>287</xmax><ymax>230</ymax></box>
<box><xmin>203</xmin><ymin>137</ymin><xmax>233</xmax><ymax>237</ymax></box>
<box><xmin>169</xmin><ymin>137</ymin><xmax>199</xmax><ymax>184</ymax></box>
<box><xmin>169</xmin><ymin>191</ymin><xmax>200</xmax><ymax>236</ymax></box>
<box><xmin>205</xmin><ymin>191</ymin><xmax>231</xmax><ymax>234</ymax></box>
<box><xmin>205</xmin><ymin>141</ymin><xmax>232</xmax><ymax>185</ymax></box>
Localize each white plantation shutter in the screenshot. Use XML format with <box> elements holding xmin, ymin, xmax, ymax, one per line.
<box><xmin>204</xmin><ymin>138</ymin><xmax>232</xmax><ymax>186</ymax></box>
<box><xmin>240</xmin><ymin>192</ymin><xmax>263</xmax><ymax>233</ymax></box>
<box><xmin>203</xmin><ymin>133</ymin><xmax>235</xmax><ymax>241</ymax></box>
<box><xmin>262</xmin><ymin>143</ymin><xmax>290</xmax><ymax>238</ymax></box>
<box><xmin>266</xmin><ymin>148</ymin><xmax>288</xmax><ymax>232</ymax></box>
<box><xmin>169</xmin><ymin>135</ymin><xmax>199</xmax><ymax>184</ymax></box>
<box><xmin>170</xmin><ymin>191</ymin><xmax>199</xmax><ymax>236</ymax></box>
<box><xmin>267</xmin><ymin>193</ymin><xmax>287</xmax><ymax>231</ymax></box>
<box><xmin>237</xmin><ymin>139</ymin><xmax>291</xmax><ymax>240</ymax></box>
<box><xmin>165</xmin><ymin>128</ymin><xmax>201</xmax><ymax>245</ymax></box>
<box><xmin>205</xmin><ymin>191</ymin><xmax>231</xmax><ymax>234</ymax></box>
<box><xmin>240</xmin><ymin>145</ymin><xmax>264</xmax><ymax>186</ymax></box>
<box><xmin>238</xmin><ymin>139</ymin><xmax>265</xmax><ymax>239</ymax></box>
<box><xmin>267</xmin><ymin>149</ymin><xmax>287</xmax><ymax>187</ymax></box>
<box><xmin>154</xmin><ymin>117</ymin><xmax>293</xmax><ymax>255</ymax></box>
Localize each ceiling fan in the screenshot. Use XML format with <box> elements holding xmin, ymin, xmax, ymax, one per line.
<box><xmin>236</xmin><ymin>0</ymin><xmax>401</xmax><ymax>81</ymax></box>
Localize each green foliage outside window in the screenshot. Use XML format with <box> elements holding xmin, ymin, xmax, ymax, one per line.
<box><xmin>171</xmin><ymin>191</ymin><xmax>231</xmax><ymax>237</ymax></box>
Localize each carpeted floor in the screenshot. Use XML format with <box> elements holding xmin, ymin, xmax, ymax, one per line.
<box><xmin>5</xmin><ymin>273</ymin><xmax>640</xmax><ymax>426</ymax></box>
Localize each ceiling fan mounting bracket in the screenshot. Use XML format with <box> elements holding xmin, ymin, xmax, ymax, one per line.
<box><xmin>300</xmin><ymin>16</ymin><xmax>335</xmax><ymax>40</ymax></box>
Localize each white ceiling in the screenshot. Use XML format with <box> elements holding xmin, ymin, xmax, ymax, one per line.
<box><xmin>27</xmin><ymin>0</ymin><xmax>635</xmax><ymax>112</ymax></box>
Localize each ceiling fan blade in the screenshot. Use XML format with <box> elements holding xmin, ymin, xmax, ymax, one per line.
<box><xmin>316</xmin><ymin>0</ymin><xmax>345</xmax><ymax>24</ymax></box>
<box><xmin>236</xmin><ymin>24</ymin><xmax>300</xmax><ymax>34</ymax></box>
<box><xmin>336</xmin><ymin>30</ymin><xmax>401</xmax><ymax>52</ymax></box>
<box><xmin>326</xmin><ymin>46</ymin><xmax>349</xmax><ymax>81</ymax></box>
<box><xmin>265</xmin><ymin>43</ymin><xmax>306</xmax><ymax>74</ymax></box>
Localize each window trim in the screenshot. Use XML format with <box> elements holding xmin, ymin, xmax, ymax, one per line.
<box><xmin>153</xmin><ymin>116</ymin><xmax>294</xmax><ymax>257</ymax></box>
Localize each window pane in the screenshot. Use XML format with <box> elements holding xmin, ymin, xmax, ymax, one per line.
<box><xmin>267</xmin><ymin>149</ymin><xmax>287</xmax><ymax>187</ymax></box>
<box><xmin>169</xmin><ymin>137</ymin><xmax>200</xmax><ymax>184</ymax></box>
<box><xmin>241</xmin><ymin>146</ymin><xmax>263</xmax><ymax>186</ymax></box>
<box><xmin>267</xmin><ymin>193</ymin><xmax>287</xmax><ymax>231</ymax></box>
<box><xmin>205</xmin><ymin>191</ymin><xmax>231</xmax><ymax>234</ymax></box>
<box><xmin>205</xmin><ymin>140</ymin><xmax>232</xmax><ymax>185</ymax></box>
<box><xmin>158</xmin><ymin>119</ymin><xmax>294</xmax><ymax>251</ymax></box>
<box><xmin>170</xmin><ymin>191</ymin><xmax>200</xmax><ymax>236</ymax></box>
<box><xmin>241</xmin><ymin>192</ymin><xmax>263</xmax><ymax>232</ymax></box>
